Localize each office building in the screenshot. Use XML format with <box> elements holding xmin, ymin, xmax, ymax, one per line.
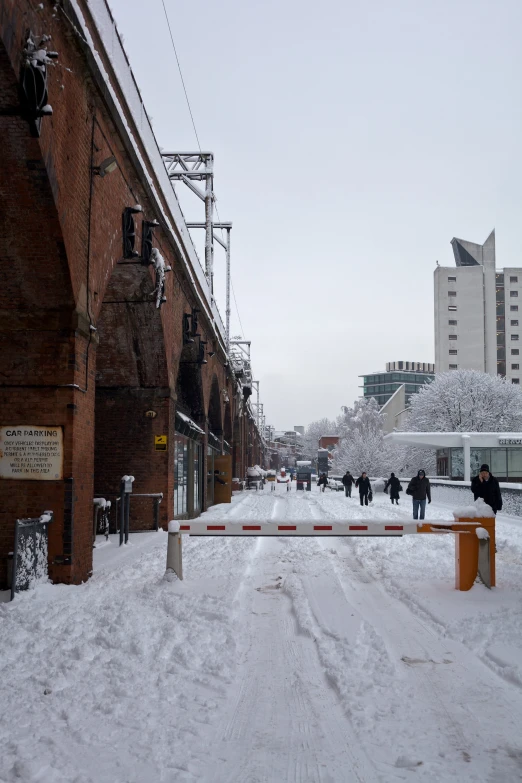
<box><xmin>434</xmin><ymin>230</ymin><xmax>522</xmax><ymax>383</ymax></box>
<box><xmin>360</xmin><ymin>361</ymin><xmax>435</xmax><ymax>408</ymax></box>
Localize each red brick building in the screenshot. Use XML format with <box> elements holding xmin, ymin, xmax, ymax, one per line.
<box><xmin>318</xmin><ymin>436</ymin><xmax>340</xmax><ymax>450</ymax></box>
<box><xmin>0</xmin><ymin>0</ymin><xmax>263</xmax><ymax>589</ymax></box>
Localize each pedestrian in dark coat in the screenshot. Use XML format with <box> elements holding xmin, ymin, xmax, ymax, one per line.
<box><xmin>342</xmin><ymin>471</ymin><xmax>354</xmax><ymax>498</ymax></box>
<box><xmin>471</xmin><ymin>464</ymin><xmax>502</xmax><ymax>514</ymax></box>
<box><xmin>355</xmin><ymin>472</ymin><xmax>371</xmax><ymax>506</ymax></box>
<box><xmin>384</xmin><ymin>472</ymin><xmax>402</xmax><ymax>505</ymax></box>
<box><xmin>317</xmin><ymin>473</ymin><xmax>328</xmax><ymax>492</ymax></box>
<box><xmin>406</xmin><ymin>470</ymin><xmax>431</xmax><ymax>520</ymax></box>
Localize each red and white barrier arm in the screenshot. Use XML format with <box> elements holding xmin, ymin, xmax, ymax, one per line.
<box><xmin>165</xmin><ymin>517</ymin><xmax>490</xmax><ymax>590</ymax></box>
<box><xmin>176</xmin><ymin>519</ymin><xmax>426</xmax><ymax>536</ymax></box>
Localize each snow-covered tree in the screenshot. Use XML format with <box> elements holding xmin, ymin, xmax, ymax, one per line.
<box><xmin>406</xmin><ymin>369</ymin><xmax>522</xmax><ymax>432</ymax></box>
<box><xmin>301</xmin><ymin>417</ymin><xmax>337</xmax><ymax>460</ymax></box>
<box><xmin>332</xmin><ymin>398</ymin><xmax>394</xmax><ymax>476</ymax></box>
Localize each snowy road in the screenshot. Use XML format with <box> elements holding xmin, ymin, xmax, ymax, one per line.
<box><xmin>1</xmin><ymin>486</ymin><xmax>522</xmax><ymax>782</ymax></box>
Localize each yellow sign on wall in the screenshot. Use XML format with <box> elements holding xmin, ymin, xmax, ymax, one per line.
<box><xmin>154</xmin><ymin>435</ymin><xmax>167</xmax><ymax>451</ymax></box>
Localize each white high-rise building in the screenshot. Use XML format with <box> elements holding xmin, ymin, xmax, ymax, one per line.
<box><xmin>434</xmin><ymin>230</ymin><xmax>522</xmax><ymax>384</ymax></box>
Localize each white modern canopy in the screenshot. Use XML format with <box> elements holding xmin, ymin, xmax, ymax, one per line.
<box><xmin>384</xmin><ymin>432</ymin><xmax>522</xmax><ymax>481</ymax></box>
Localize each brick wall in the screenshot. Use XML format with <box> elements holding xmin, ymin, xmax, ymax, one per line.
<box><xmin>0</xmin><ymin>0</ymin><xmax>254</xmax><ymax>589</ymax></box>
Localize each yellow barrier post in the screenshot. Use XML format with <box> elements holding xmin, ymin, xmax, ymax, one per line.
<box><xmin>417</xmin><ymin>516</ymin><xmax>495</xmax><ymax>591</ymax></box>
<box><xmin>454</xmin><ymin>516</ymin><xmax>495</xmax><ymax>591</ymax></box>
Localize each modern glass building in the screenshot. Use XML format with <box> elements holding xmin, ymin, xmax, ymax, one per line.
<box><xmin>360</xmin><ymin>361</ymin><xmax>435</xmax><ymax>407</ymax></box>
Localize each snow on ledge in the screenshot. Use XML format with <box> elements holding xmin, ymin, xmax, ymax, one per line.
<box><xmin>452</xmin><ymin>498</ymin><xmax>494</xmax><ymax>519</ymax></box>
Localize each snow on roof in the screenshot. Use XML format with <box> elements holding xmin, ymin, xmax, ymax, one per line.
<box><xmin>176</xmin><ymin>411</ymin><xmax>205</xmax><ymax>434</ymax></box>
<box><xmin>385</xmin><ymin>431</ymin><xmax>522</xmax><ymax>447</ymax></box>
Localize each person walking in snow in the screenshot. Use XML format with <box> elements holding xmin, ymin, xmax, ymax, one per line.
<box><xmin>342</xmin><ymin>470</ymin><xmax>355</xmax><ymax>498</ymax></box>
<box><xmin>355</xmin><ymin>472</ymin><xmax>371</xmax><ymax>506</ymax></box>
<box><xmin>317</xmin><ymin>473</ymin><xmax>328</xmax><ymax>492</ymax></box>
<box><xmin>384</xmin><ymin>472</ymin><xmax>402</xmax><ymax>505</ymax></box>
<box><xmin>471</xmin><ymin>464</ymin><xmax>502</xmax><ymax>515</ymax></box>
<box><xmin>406</xmin><ymin>470</ymin><xmax>431</xmax><ymax>520</ymax></box>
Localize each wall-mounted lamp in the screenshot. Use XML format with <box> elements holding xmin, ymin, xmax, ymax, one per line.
<box><xmin>183</xmin><ymin>313</ymin><xmax>195</xmax><ymax>344</ymax></box>
<box><xmin>208</xmin><ymin>350</ymin><xmax>216</xmax><ymax>358</ymax></box>
<box><xmin>198</xmin><ymin>339</ymin><xmax>208</xmax><ymax>365</ymax></box>
<box><xmin>93</xmin><ymin>155</ymin><xmax>118</xmax><ymax>178</ymax></box>
<box><xmin>122</xmin><ymin>205</ymin><xmax>143</xmax><ymax>258</ymax></box>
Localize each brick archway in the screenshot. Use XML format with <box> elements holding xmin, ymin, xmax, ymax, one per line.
<box><xmin>0</xmin><ymin>39</ymin><xmax>86</xmax><ymax>587</ymax></box>
<box><xmin>94</xmin><ymin>262</ymin><xmax>172</xmax><ymax>532</ymax></box>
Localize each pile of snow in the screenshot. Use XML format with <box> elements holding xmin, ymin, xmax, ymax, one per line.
<box><xmin>476</xmin><ymin>527</ymin><xmax>490</xmax><ymax>539</ymax></box>
<box><xmin>371</xmin><ymin>477</ymin><xmax>386</xmax><ymax>493</ymax></box>
<box><xmin>452</xmin><ymin>498</ymin><xmax>495</xmax><ymax>519</ymax></box>
<box><xmin>247</xmin><ymin>465</ymin><xmax>266</xmax><ymax>478</ymax></box>
<box><xmin>327</xmin><ymin>479</ymin><xmax>343</xmax><ymax>491</ymax></box>
<box><xmin>167</xmin><ymin>520</ymin><xmax>180</xmax><ymax>533</ymax></box>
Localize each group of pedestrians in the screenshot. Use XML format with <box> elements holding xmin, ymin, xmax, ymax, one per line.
<box><xmin>335</xmin><ymin>464</ymin><xmax>502</xmax><ymax>520</ymax></box>
<box><xmin>340</xmin><ymin>470</ymin><xmax>372</xmax><ymax>506</ymax></box>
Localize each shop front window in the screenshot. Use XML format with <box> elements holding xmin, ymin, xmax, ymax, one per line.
<box><xmin>508</xmin><ymin>449</ymin><xmax>522</xmax><ymax>478</ymax></box>
<box><xmin>174</xmin><ymin>436</ymin><xmax>188</xmax><ymax>516</ymax></box>
<box><xmin>207</xmin><ymin>447</ymin><xmax>214</xmax><ymax>507</ymax></box>
<box><xmin>470</xmin><ymin>449</ymin><xmax>490</xmax><ymax>477</ymax></box>
<box><xmin>450</xmin><ymin>448</ymin><xmax>464</xmax><ymax>478</ymax></box>
<box><xmin>193</xmin><ymin>444</ymin><xmax>201</xmax><ymax>513</ymax></box>
<box><xmin>491</xmin><ymin>449</ymin><xmax>507</xmax><ymax>478</ymax></box>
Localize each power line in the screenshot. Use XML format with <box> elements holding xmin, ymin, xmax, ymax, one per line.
<box><xmin>159</xmin><ymin>2</ymin><xmax>244</xmax><ymax>346</ymax></box>
<box><xmin>160</xmin><ymin>0</ymin><xmax>202</xmax><ymax>152</ymax></box>
<box><xmin>231</xmin><ymin>279</ymin><xmax>245</xmax><ymax>338</ymax></box>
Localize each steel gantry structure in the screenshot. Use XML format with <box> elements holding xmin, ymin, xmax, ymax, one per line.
<box><xmin>163</xmin><ymin>153</ymin><xmax>273</xmax><ymax>463</ymax></box>
<box><xmin>162</xmin><ymin>151</ymin><xmax>232</xmax><ymax>352</ymax></box>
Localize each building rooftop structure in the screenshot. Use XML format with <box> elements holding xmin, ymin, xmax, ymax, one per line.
<box><xmin>385</xmin><ymin>431</ymin><xmax>522</xmax><ymax>482</ymax></box>
<box><xmin>361</xmin><ymin>361</ymin><xmax>435</xmax><ymax>408</ymax></box>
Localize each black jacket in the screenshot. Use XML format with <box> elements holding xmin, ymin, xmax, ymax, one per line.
<box><xmin>342</xmin><ymin>473</ymin><xmax>354</xmax><ymax>487</ymax></box>
<box><xmin>384</xmin><ymin>476</ymin><xmax>402</xmax><ymax>498</ymax></box>
<box><xmin>355</xmin><ymin>476</ymin><xmax>371</xmax><ymax>494</ymax></box>
<box><xmin>471</xmin><ymin>474</ymin><xmax>502</xmax><ymax>514</ymax></box>
<box><xmin>317</xmin><ymin>475</ymin><xmax>328</xmax><ymax>487</ymax></box>
<box><xmin>406</xmin><ymin>474</ymin><xmax>431</xmax><ymax>502</ymax></box>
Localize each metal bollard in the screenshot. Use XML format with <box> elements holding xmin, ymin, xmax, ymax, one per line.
<box><xmin>119</xmin><ymin>476</ymin><xmax>134</xmax><ymax>545</ymax></box>
<box><xmin>166</xmin><ymin>527</ymin><xmax>183</xmax><ymax>580</ymax></box>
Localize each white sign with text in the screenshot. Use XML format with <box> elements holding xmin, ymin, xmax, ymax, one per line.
<box><xmin>0</xmin><ymin>426</ymin><xmax>63</xmax><ymax>480</ymax></box>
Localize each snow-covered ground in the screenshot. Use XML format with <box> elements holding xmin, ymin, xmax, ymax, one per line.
<box><xmin>1</xmin><ymin>486</ymin><xmax>522</xmax><ymax>782</ymax></box>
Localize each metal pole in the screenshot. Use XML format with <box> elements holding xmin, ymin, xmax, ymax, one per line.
<box><xmin>32</xmin><ymin>519</ymin><xmax>37</xmax><ymax>581</ymax></box>
<box><xmin>124</xmin><ymin>493</ymin><xmax>130</xmax><ymax>544</ymax></box>
<box><xmin>204</xmin><ymin>165</ymin><xmax>214</xmax><ymax>290</ymax></box>
<box><xmin>10</xmin><ymin>520</ymin><xmax>20</xmax><ymax>601</ymax></box>
<box><xmin>226</xmin><ymin>227</ymin><xmax>231</xmax><ymax>353</ymax></box>
<box><xmin>119</xmin><ymin>480</ymin><xmax>125</xmax><ymax>546</ymax></box>
<box><xmin>153</xmin><ymin>498</ymin><xmax>159</xmax><ymax>531</ymax></box>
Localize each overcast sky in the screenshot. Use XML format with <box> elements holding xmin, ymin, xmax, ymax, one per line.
<box><xmin>109</xmin><ymin>0</ymin><xmax>522</xmax><ymax>431</ymax></box>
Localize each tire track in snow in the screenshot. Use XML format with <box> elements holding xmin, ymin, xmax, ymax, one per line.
<box><xmin>315</xmin><ymin>536</ymin><xmax>522</xmax><ymax>781</ymax></box>
<box><xmin>199</xmin><ymin>536</ymin><xmax>378</xmax><ymax>783</ymax></box>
